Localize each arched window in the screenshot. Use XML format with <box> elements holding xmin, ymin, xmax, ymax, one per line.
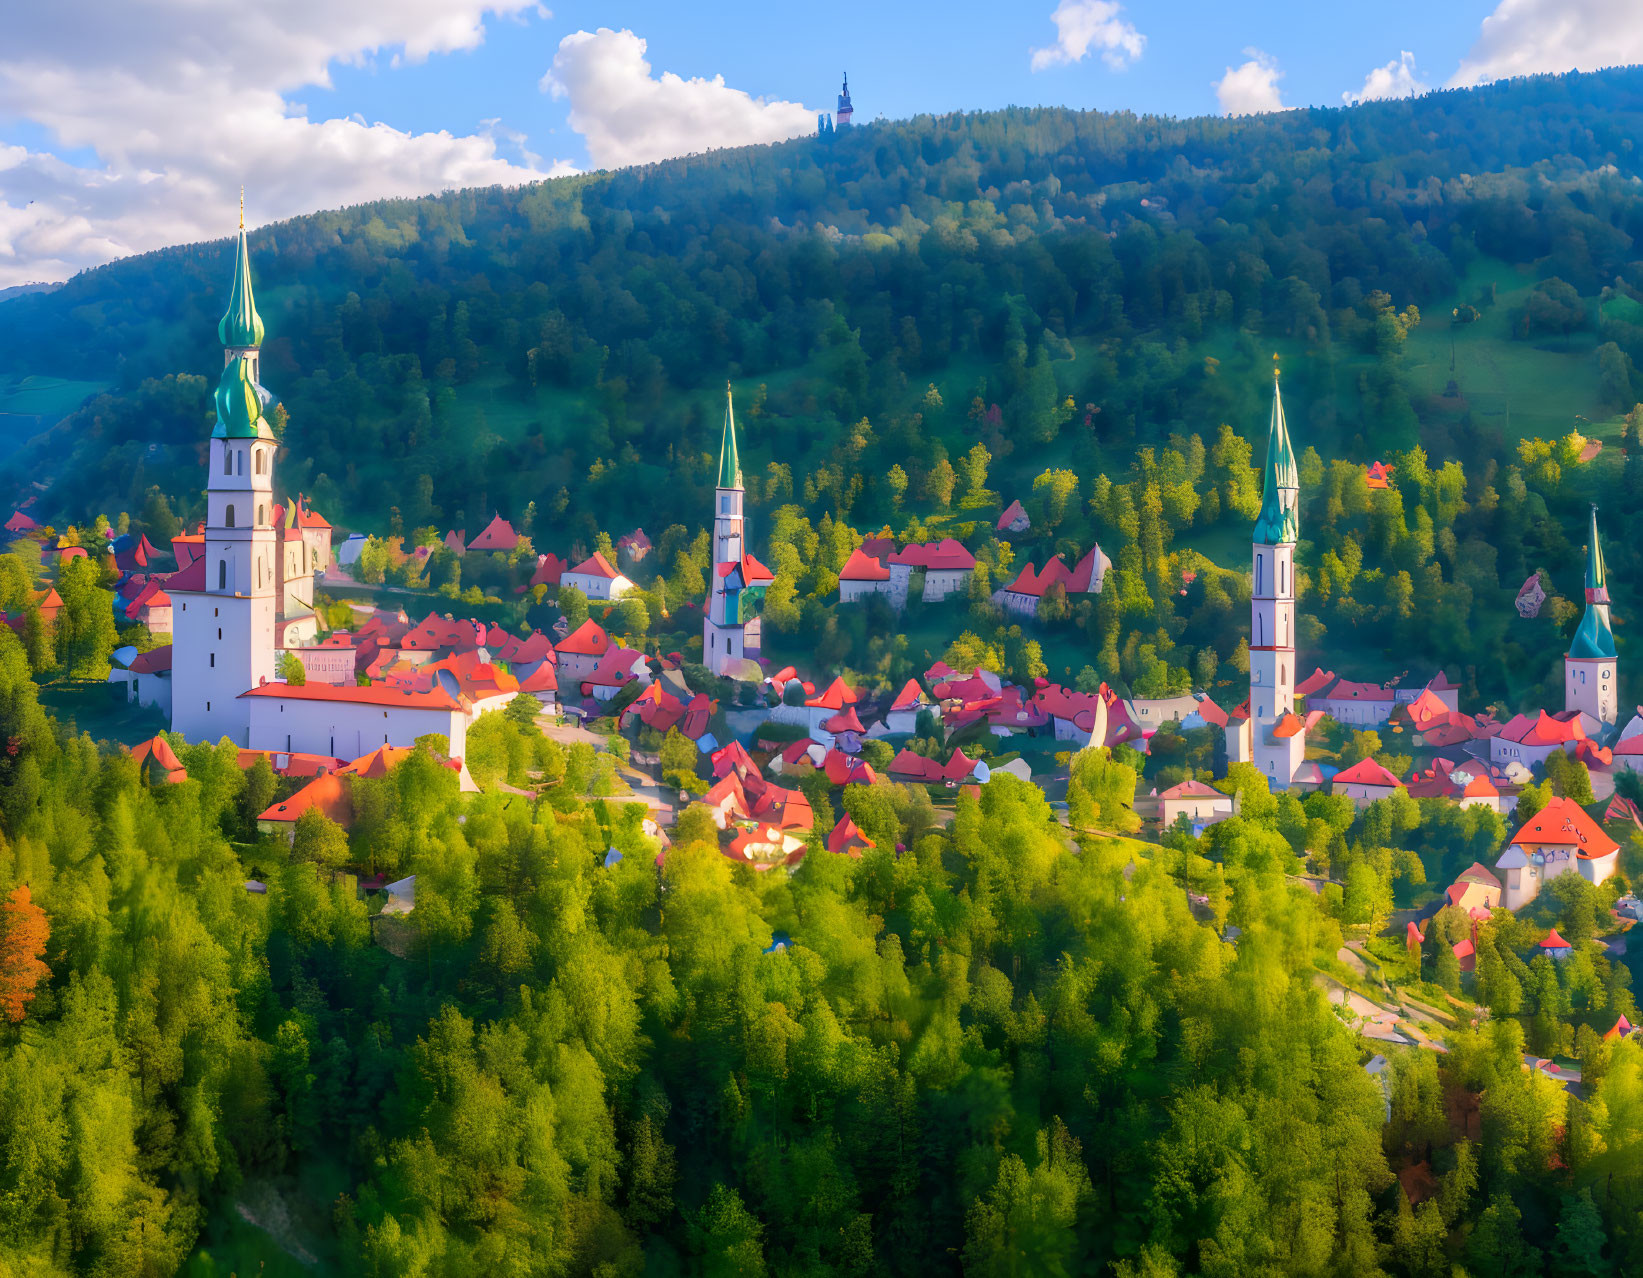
<box><xmin>257</xmin><ymin>503</ymin><xmax>266</xmax><ymax>526</ymax></box>
<box><xmin>1280</xmin><ymin>664</ymin><xmax>1287</xmax><ymax>687</ymax></box>
<box><xmin>1255</xmin><ymin>554</ymin><xmax>1264</xmax><ymax>594</ymax></box>
<box><xmin>218</xmin><ymin>561</ymin><xmax>227</xmax><ymax>590</ymax></box>
<box><xmin>225</xmin><ymin>504</ymin><xmax>235</xmax><ymax>528</ymax></box>
<box><xmin>255</xmin><ymin>449</ymin><xmax>265</xmax><ymax>475</ymax></box>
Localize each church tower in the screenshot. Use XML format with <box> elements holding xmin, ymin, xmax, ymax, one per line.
<box><xmin>170</xmin><ymin>211</ymin><xmax>278</xmax><ymax>745</ymax></box>
<box><xmin>1250</xmin><ymin>363</ymin><xmax>1305</xmax><ymax>786</ymax></box>
<box><xmin>836</xmin><ymin>73</ymin><xmax>854</xmax><ymax>128</ymax></box>
<box><xmin>1566</xmin><ymin>505</ymin><xmax>1618</xmax><ymax>727</ymax></box>
<box><xmin>703</xmin><ymin>385</ymin><xmax>772</xmax><ymax>676</ymax></box>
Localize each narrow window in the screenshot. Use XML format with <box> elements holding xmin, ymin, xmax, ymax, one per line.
<box><xmin>225</xmin><ymin>504</ymin><xmax>235</xmax><ymax>528</ymax></box>
<box><xmin>210</xmin><ymin>654</ymin><xmax>215</xmax><ymax>668</ymax></box>
<box><xmin>223</xmin><ymin>449</ymin><xmax>232</xmax><ymax>476</ymax></box>
<box><xmin>236</xmin><ymin>449</ymin><xmax>244</xmax><ymax>476</ymax></box>
<box><xmin>257</xmin><ymin>503</ymin><xmax>266</xmax><ymax>526</ymax></box>
<box><xmin>218</xmin><ymin>561</ymin><xmax>227</xmax><ymax>590</ymax></box>
<box><xmin>1280</xmin><ymin>558</ymin><xmax>1287</xmax><ymax>594</ymax></box>
<box><xmin>1255</xmin><ymin>553</ymin><xmax>1264</xmax><ymax>594</ymax></box>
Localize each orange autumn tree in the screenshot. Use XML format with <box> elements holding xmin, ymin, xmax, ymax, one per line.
<box><xmin>0</xmin><ymin>884</ymin><xmax>49</xmax><ymax>1023</ymax></box>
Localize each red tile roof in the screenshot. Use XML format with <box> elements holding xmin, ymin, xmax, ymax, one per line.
<box><xmin>839</xmin><ymin>547</ymin><xmax>890</xmax><ymax>582</ymax></box>
<box><xmin>890</xmin><ymin>679</ymin><xmax>927</xmax><ymax>712</ymax></box>
<box><xmin>339</xmin><ymin>745</ymin><xmax>413</xmax><ymax>778</ymax></box>
<box><xmin>806</xmin><ymin>677</ymin><xmax>858</xmax><ymax>710</ymax></box>
<box><xmin>997</xmin><ymin>499</ymin><xmax>1027</xmax><ymax>531</ymax></box>
<box><xmin>529</xmin><ymin>553</ymin><xmax>567</xmax><ymax>588</ymax></box>
<box><xmin>568</xmin><ymin>550</ymin><xmax>621</xmax><ymax>580</ymax></box>
<box><xmin>1508</xmin><ymin>796</ymin><xmax>1619</xmax><ymax>860</ymax></box>
<box><xmin>888</xmin><ymin>538</ymin><xmax>976</xmax><ymax>571</ymax></box>
<box><xmin>1160</xmin><ymin>779</ymin><xmax>1222</xmax><ymax>800</ymax></box>
<box><xmin>1334</xmin><ymin>757</ymin><xmax>1406</xmax><ymax>789</ymax></box>
<box><xmin>239</xmin><ymin>681</ymin><xmax>463</xmax><ymax>711</ymax></box>
<box><xmin>259</xmin><ymin>773</ymin><xmax>352</xmax><ymax>826</ymax></box>
<box><xmin>1295</xmin><ymin>668</ymin><xmax>1338</xmax><ymax>696</ymax></box>
<box><xmin>821</xmin><ymin>706</ymin><xmax>865</xmax><ymax>734</ymax></box>
<box><xmin>555</xmin><ymin>618</ymin><xmax>611</xmax><ymax>657</ymax></box>
<box><xmin>129</xmin><ymin>645</ymin><xmax>173</xmax><ymax>675</ymax></box>
<box><xmin>467</xmin><ymin>515</ymin><xmax>519</xmax><ymax>552</ymax></box>
<box><xmin>1540</xmin><ymin>928</ymin><xmax>1571</xmax><ymax>950</ymax></box>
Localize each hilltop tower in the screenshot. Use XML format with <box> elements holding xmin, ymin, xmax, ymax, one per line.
<box><xmin>703</xmin><ymin>385</ymin><xmax>773</xmax><ymax>676</ymax></box>
<box><xmin>169</xmin><ymin>211</ymin><xmax>278</xmax><ymax>745</ymax></box>
<box><xmin>1566</xmin><ymin>505</ymin><xmax>1618</xmax><ymax>727</ymax></box>
<box><xmin>836</xmin><ymin>73</ymin><xmax>854</xmax><ymax>128</ymax></box>
<box><xmin>1250</xmin><ymin>362</ymin><xmax>1306</xmax><ymax>787</ymax></box>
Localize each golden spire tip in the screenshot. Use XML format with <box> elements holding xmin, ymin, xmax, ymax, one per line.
<box><xmin>239</xmin><ymin>186</ymin><xmax>245</xmax><ymax>230</ymax></box>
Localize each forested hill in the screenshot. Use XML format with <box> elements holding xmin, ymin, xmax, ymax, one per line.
<box><xmin>6</xmin><ymin>67</ymin><xmax>1643</xmax><ymax>561</ymax></box>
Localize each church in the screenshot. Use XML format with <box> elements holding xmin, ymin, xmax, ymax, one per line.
<box><xmin>1227</xmin><ymin>365</ymin><xmax>1622</xmax><ymax>790</ymax></box>
<box><xmin>168</xmin><ymin>211</ymin><xmax>482</xmax><ymax>758</ymax></box>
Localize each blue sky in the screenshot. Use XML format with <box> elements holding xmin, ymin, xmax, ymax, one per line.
<box><xmin>0</xmin><ymin>0</ymin><xmax>1636</xmax><ymax>285</ymax></box>
<box><xmin>319</xmin><ymin>1</ymin><xmax>1494</xmax><ymax>169</ymax></box>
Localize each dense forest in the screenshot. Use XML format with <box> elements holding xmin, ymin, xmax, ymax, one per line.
<box><xmin>0</xmin><ymin>627</ymin><xmax>1638</xmax><ymax>1276</ymax></box>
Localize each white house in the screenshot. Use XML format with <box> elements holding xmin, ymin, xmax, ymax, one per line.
<box><xmin>885</xmin><ymin>679</ymin><xmax>938</xmax><ymax>735</ymax></box>
<box><xmin>887</xmin><ymin>539</ymin><xmax>976</xmax><ymax>604</ymax></box>
<box><xmin>1494</xmin><ymin>795</ymin><xmax>1620</xmax><ymax>911</ymax></box>
<box><xmin>562</xmin><ymin>551</ymin><xmax>633</xmax><ymax>601</ymax></box>
<box><xmin>108</xmin><ymin>645</ymin><xmax>173</xmax><ymax>716</ymax></box>
<box><xmin>1159</xmin><ymin>779</ymin><xmax>1234</xmax><ymax>829</ymax></box>
<box><xmin>838</xmin><ymin>548</ymin><xmax>892</xmax><ymax>604</ymax></box>
<box><xmin>1332</xmin><ymin>757</ymin><xmax>1406</xmax><ymax>808</ymax></box>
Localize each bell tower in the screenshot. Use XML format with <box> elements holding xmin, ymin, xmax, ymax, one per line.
<box><xmin>1249</xmin><ymin>360</ymin><xmax>1305</xmax><ymax>786</ymax></box>
<box><xmin>1566</xmin><ymin>504</ymin><xmax>1619</xmax><ymax>727</ymax></box>
<box><xmin>170</xmin><ymin>207</ymin><xmax>278</xmax><ymax>745</ymax></box>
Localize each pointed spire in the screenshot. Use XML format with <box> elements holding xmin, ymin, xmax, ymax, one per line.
<box><xmin>1253</xmin><ymin>358</ymin><xmax>1299</xmax><ymax>544</ymax></box>
<box><xmin>717</xmin><ymin>381</ymin><xmax>742</xmax><ymax>490</ymax></box>
<box><xmin>218</xmin><ymin>203</ymin><xmax>265</xmax><ymax>349</ymax></box>
<box><xmin>1571</xmin><ymin>504</ymin><xmax>1617</xmax><ymax>660</ymax></box>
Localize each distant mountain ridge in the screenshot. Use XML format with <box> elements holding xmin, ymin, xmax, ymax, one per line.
<box><xmin>4</xmin><ymin>65</ymin><xmax>1643</xmax><ymax>538</ymax></box>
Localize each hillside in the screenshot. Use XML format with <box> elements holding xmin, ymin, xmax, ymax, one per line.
<box><xmin>6</xmin><ymin>69</ymin><xmax>1643</xmax><ymax>703</ymax></box>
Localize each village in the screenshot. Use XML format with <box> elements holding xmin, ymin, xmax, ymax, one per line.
<box><xmin>4</xmin><ymin>213</ymin><xmax>1639</xmax><ymax>1087</ymax></box>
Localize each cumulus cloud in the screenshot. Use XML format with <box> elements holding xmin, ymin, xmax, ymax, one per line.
<box><xmin>0</xmin><ymin>2</ymin><xmax>555</xmax><ymax>287</ymax></box>
<box><xmin>1343</xmin><ymin>51</ymin><xmax>1429</xmax><ymax>104</ymax></box>
<box><xmin>1451</xmin><ymin>0</ymin><xmax>1643</xmax><ymax>87</ymax></box>
<box><xmin>1214</xmin><ymin>50</ymin><xmax>1285</xmax><ymax>116</ymax></box>
<box><xmin>544</xmin><ymin>29</ymin><xmax>816</xmax><ymax>170</ymax></box>
<box><xmin>1029</xmin><ymin>1</ymin><xmax>1145</xmax><ymax>72</ymax></box>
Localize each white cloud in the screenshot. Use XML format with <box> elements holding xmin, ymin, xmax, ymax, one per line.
<box><xmin>0</xmin><ymin>2</ymin><xmax>554</xmax><ymax>287</ymax></box>
<box><xmin>1452</xmin><ymin>0</ymin><xmax>1643</xmax><ymax>87</ymax></box>
<box><xmin>1344</xmin><ymin>51</ymin><xmax>1429</xmax><ymax>104</ymax></box>
<box><xmin>544</xmin><ymin>29</ymin><xmax>816</xmax><ymax>170</ymax></box>
<box><xmin>1029</xmin><ymin>1</ymin><xmax>1145</xmax><ymax>72</ymax></box>
<box><xmin>1214</xmin><ymin>50</ymin><xmax>1285</xmax><ymax>116</ymax></box>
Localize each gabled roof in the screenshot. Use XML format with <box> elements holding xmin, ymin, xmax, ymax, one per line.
<box><xmin>568</xmin><ymin>550</ymin><xmax>621</xmax><ymax>580</ymax></box>
<box><xmin>1540</xmin><ymin>928</ymin><xmax>1571</xmax><ymax>950</ymax></box>
<box><xmin>129</xmin><ymin>645</ymin><xmax>173</xmax><ymax>675</ymax></box>
<box><xmin>1317</xmin><ymin>678</ymin><xmax>1394</xmax><ymax>703</ymax></box>
<box><xmin>823</xmin><ymin>750</ymin><xmax>877</xmax><ymax>786</ymax></box>
<box><xmin>717</xmin><ymin>552</ymin><xmax>775</xmax><ymax>583</ymax></box>
<box><xmin>1334</xmin><ymin>757</ymin><xmax>1406</xmax><ymax>789</ymax></box>
<box><xmin>585</xmin><ymin>646</ymin><xmax>647</xmax><ymax>687</ymax></box>
<box><xmin>1498</xmin><ymin>710</ymin><xmax>1587</xmax><ymax>746</ymax></box>
<box><xmin>839</xmin><ymin>548</ymin><xmax>890</xmax><ymax>582</ymax></box>
<box><xmin>259</xmin><ymin>773</ymin><xmax>351</xmax><ymax>827</ymax></box>
<box><xmin>444</xmin><ymin>529</ymin><xmax>466</xmax><ymax>556</ymax></box>
<box><xmin>890</xmin><ymin>679</ymin><xmax>928</xmax><ymax>712</ymax></box>
<box><xmin>888</xmin><ymin>538</ymin><xmax>976</xmax><ymax>572</ymax></box>
<box><xmin>555</xmin><ymin>619</ymin><xmax>610</xmax><ymax>657</ymax></box>
<box><xmin>1455</xmin><ymin>861</ymin><xmax>1502</xmax><ymax>889</ymax></box>
<box><xmin>1508</xmin><ymin>796</ymin><xmax>1619</xmax><ymax>860</ymax></box>
<box><xmin>1066</xmin><ymin>545</ymin><xmax>1110</xmax><ymax>593</ymax></box>
<box><xmin>1160</xmin><ymin>779</ymin><xmax>1222</xmax><ymax>800</ymax></box>
<box><xmin>467</xmin><ymin>515</ymin><xmax>519</xmax><ymax>552</ymax></box>
<box><xmin>806</xmin><ymin>677</ymin><xmax>858</xmax><ymax>710</ymax></box>
<box><xmin>1461</xmin><ymin>775</ymin><xmax>1500</xmax><ymax>798</ymax></box>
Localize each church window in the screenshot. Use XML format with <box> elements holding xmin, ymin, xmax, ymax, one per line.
<box><xmin>218</xmin><ymin>561</ymin><xmax>227</xmax><ymax>590</ymax></box>
<box><xmin>257</xmin><ymin>504</ymin><xmax>266</xmax><ymax>526</ymax></box>
<box><xmin>223</xmin><ymin>449</ymin><xmax>232</xmax><ymax>476</ymax></box>
<box><xmin>1280</xmin><ymin>665</ymin><xmax>1286</xmax><ymax>686</ymax></box>
<box><xmin>236</xmin><ymin>450</ymin><xmax>244</xmax><ymax>476</ymax></box>
<box><xmin>1255</xmin><ymin>614</ymin><xmax>1263</xmax><ymax>645</ymax></box>
<box><xmin>1280</xmin><ymin>558</ymin><xmax>1286</xmax><ymax>593</ymax></box>
<box><xmin>1255</xmin><ymin>554</ymin><xmax>1264</xmax><ymax>594</ymax></box>
<box><xmin>225</xmin><ymin>504</ymin><xmax>235</xmax><ymax>528</ymax></box>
